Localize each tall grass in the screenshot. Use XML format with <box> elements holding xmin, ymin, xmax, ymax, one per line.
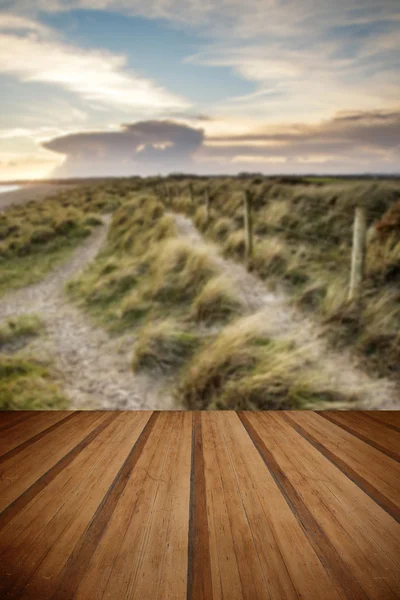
<box><xmin>0</xmin><ymin>181</ymin><xmax>137</xmax><ymax>295</ymax></box>
<box><xmin>163</xmin><ymin>177</ymin><xmax>399</xmax><ymax>381</ymax></box>
<box><xmin>69</xmin><ymin>189</ymin><xmax>366</xmax><ymax>409</ymax></box>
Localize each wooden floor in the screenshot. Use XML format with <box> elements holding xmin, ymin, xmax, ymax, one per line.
<box><xmin>0</xmin><ymin>411</ymin><xmax>399</xmax><ymax>599</ymax></box>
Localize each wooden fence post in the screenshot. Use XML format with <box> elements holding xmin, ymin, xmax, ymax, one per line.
<box><xmin>244</xmin><ymin>190</ymin><xmax>253</xmax><ymax>262</ymax></box>
<box><xmin>205</xmin><ymin>188</ymin><xmax>211</xmax><ymax>224</ymax></box>
<box><xmin>348</xmin><ymin>205</ymin><xmax>367</xmax><ymax>301</ymax></box>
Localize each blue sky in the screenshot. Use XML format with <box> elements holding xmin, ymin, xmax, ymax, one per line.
<box><xmin>0</xmin><ymin>0</ymin><xmax>399</xmax><ymax>179</ymax></box>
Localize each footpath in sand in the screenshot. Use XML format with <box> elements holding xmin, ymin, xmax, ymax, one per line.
<box><xmin>173</xmin><ymin>213</ymin><xmax>399</xmax><ymax>410</ymax></box>
<box><xmin>0</xmin><ymin>202</ymin><xmax>398</xmax><ymax>410</ymax></box>
<box><xmin>0</xmin><ymin>219</ymin><xmax>173</xmax><ymax>410</ymax></box>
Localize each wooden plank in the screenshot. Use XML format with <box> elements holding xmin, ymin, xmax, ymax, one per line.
<box><xmin>0</xmin><ymin>412</ymin><xmax>74</xmax><ymax>463</ymax></box>
<box><xmin>321</xmin><ymin>412</ymin><xmax>400</xmax><ymax>461</ymax></box>
<box><xmin>0</xmin><ymin>413</ymin><xmax>121</xmax><ymax>556</ymax></box>
<box><xmin>363</xmin><ymin>411</ymin><xmax>400</xmax><ymax>433</ymax></box>
<box><xmin>220</xmin><ymin>412</ymin><xmax>346</xmax><ymax>600</ymax></box>
<box><xmin>0</xmin><ymin>410</ymin><xmax>398</xmax><ymax>599</ymax></box>
<box><xmin>0</xmin><ymin>412</ymin><xmax>123</xmax><ymax>598</ymax></box>
<box><xmin>202</xmin><ymin>411</ymin><xmax>268</xmax><ymax>600</ymax></box>
<box><xmin>284</xmin><ymin>411</ymin><xmax>400</xmax><ymax>521</ymax></box>
<box><xmin>187</xmin><ymin>412</ymin><xmax>213</xmax><ymax>600</ymax></box>
<box><xmin>10</xmin><ymin>412</ymin><xmax>153</xmax><ymax>600</ymax></box>
<box><xmin>50</xmin><ymin>411</ymin><xmax>158</xmax><ymax>600</ymax></box>
<box><xmin>0</xmin><ymin>412</ymin><xmax>111</xmax><ymax>527</ymax></box>
<box><xmin>125</xmin><ymin>411</ymin><xmax>192</xmax><ymax>600</ymax></box>
<box><xmin>241</xmin><ymin>412</ymin><xmax>400</xmax><ymax>600</ymax></box>
<box><xmin>0</xmin><ymin>410</ymin><xmax>34</xmax><ymax>432</ymax></box>
<box><xmin>0</xmin><ymin>412</ymin><xmax>36</xmax><ymax>435</ymax></box>
<box><xmin>72</xmin><ymin>412</ymin><xmax>176</xmax><ymax>600</ymax></box>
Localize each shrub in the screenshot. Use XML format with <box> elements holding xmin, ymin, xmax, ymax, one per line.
<box><xmin>191</xmin><ymin>276</ymin><xmax>245</xmax><ymax>325</ymax></box>
<box><xmin>0</xmin><ymin>314</ymin><xmax>43</xmax><ymax>351</ymax></box>
<box><xmin>132</xmin><ymin>319</ymin><xmax>200</xmax><ymax>373</ymax></box>
<box><xmin>0</xmin><ymin>356</ymin><xmax>67</xmax><ymax>410</ymax></box>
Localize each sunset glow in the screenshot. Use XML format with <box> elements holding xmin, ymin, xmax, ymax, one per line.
<box><xmin>0</xmin><ymin>0</ymin><xmax>399</xmax><ymax>179</ymax></box>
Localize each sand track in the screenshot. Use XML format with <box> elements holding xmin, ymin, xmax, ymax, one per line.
<box><xmin>0</xmin><ymin>203</ymin><xmax>397</xmax><ymax>410</ymax></box>
<box><xmin>0</xmin><ymin>220</ymin><xmax>173</xmax><ymax>410</ymax></box>
<box><xmin>173</xmin><ymin>213</ymin><xmax>399</xmax><ymax>409</ymax></box>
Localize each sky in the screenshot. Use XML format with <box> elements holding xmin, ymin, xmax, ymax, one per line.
<box><xmin>0</xmin><ymin>0</ymin><xmax>399</xmax><ymax>180</ymax></box>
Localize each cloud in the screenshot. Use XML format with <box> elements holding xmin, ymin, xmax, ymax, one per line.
<box><xmin>40</xmin><ymin>111</ymin><xmax>400</xmax><ymax>177</ymax></box>
<box><xmin>0</xmin><ymin>15</ymin><xmax>188</xmax><ymax>113</ymax></box>
<box><xmin>200</xmin><ymin>110</ymin><xmax>400</xmax><ymax>172</ymax></box>
<box><xmin>42</xmin><ymin>120</ymin><xmax>204</xmax><ymax>176</ymax></box>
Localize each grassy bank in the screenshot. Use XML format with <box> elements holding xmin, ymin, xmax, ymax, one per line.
<box><xmin>160</xmin><ymin>177</ymin><xmax>399</xmax><ymax>382</ymax></box>
<box><xmin>0</xmin><ymin>181</ymin><xmax>137</xmax><ymax>295</ymax></box>
<box><xmin>0</xmin><ymin>314</ymin><xmax>67</xmax><ymax>409</ymax></box>
<box><xmin>68</xmin><ymin>191</ymin><xmax>363</xmax><ymax>409</ymax></box>
<box><xmin>0</xmin><ymin>355</ymin><xmax>67</xmax><ymax>410</ymax></box>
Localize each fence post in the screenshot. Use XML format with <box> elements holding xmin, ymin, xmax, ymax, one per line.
<box><xmin>244</xmin><ymin>190</ymin><xmax>253</xmax><ymax>263</ymax></box>
<box><xmin>348</xmin><ymin>205</ymin><xmax>367</xmax><ymax>301</ymax></box>
<box><xmin>205</xmin><ymin>188</ymin><xmax>211</xmax><ymax>224</ymax></box>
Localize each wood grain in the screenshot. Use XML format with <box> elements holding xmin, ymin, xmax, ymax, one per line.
<box><xmin>321</xmin><ymin>411</ymin><xmax>400</xmax><ymax>461</ymax></box>
<box><xmin>0</xmin><ymin>410</ymin><xmax>398</xmax><ymax>600</ymax></box>
<box><xmin>283</xmin><ymin>411</ymin><xmax>400</xmax><ymax>521</ymax></box>
<box><xmin>242</xmin><ymin>412</ymin><xmax>400</xmax><ymax>600</ymax></box>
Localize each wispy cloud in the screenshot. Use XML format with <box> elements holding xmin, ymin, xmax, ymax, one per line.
<box><xmin>0</xmin><ymin>15</ymin><xmax>189</xmax><ymax>113</ymax></box>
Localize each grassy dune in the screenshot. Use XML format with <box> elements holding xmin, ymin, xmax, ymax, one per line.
<box><xmin>1</xmin><ymin>176</ymin><xmax>398</xmax><ymax>410</ymax></box>
<box><xmin>164</xmin><ymin>177</ymin><xmax>400</xmax><ymax>382</ymax></box>
<box><xmin>69</xmin><ymin>191</ymin><xmax>369</xmax><ymax>409</ymax></box>
<box><xmin>0</xmin><ymin>181</ymin><xmax>136</xmax><ymax>295</ymax></box>
<box><xmin>0</xmin><ymin>314</ymin><xmax>67</xmax><ymax>410</ymax></box>
<box><xmin>0</xmin><ymin>181</ymin><xmax>139</xmax><ymax>408</ymax></box>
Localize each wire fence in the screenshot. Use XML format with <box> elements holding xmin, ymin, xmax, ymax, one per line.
<box><xmin>154</xmin><ymin>183</ymin><xmax>391</xmax><ymax>301</ymax></box>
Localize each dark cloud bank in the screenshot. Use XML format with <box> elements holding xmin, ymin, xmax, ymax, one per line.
<box><xmin>43</xmin><ymin>111</ymin><xmax>400</xmax><ymax>177</ymax></box>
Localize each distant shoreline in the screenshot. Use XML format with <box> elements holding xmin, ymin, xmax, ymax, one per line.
<box><xmin>0</xmin><ymin>183</ymin><xmax>76</xmax><ymax>212</ymax></box>
<box><xmin>0</xmin><ymin>185</ymin><xmax>21</xmax><ymax>194</ymax></box>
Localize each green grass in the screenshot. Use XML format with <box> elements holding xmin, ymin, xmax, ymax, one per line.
<box><xmin>67</xmin><ymin>189</ymin><xmax>364</xmax><ymax>409</ymax></box>
<box><xmin>165</xmin><ymin>177</ymin><xmax>400</xmax><ymax>382</ymax></box>
<box><xmin>0</xmin><ymin>355</ymin><xmax>67</xmax><ymax>410</ymax></box>
<box><xmin>131</xmin><ymin>319</ymin><xmax>201</xmax><ymax>374</ymax></box>
<box><xmin>4</xmin><ymin>174</ymin><xmax>393</xmax><ymax>409</ymax></box>
<box><xmin>0</xmin><ymin>237</ymin><xmax>90</xmax><ymax>295</ymax></box>
<box><xmin>0</xmin><ymin>314</ymin><xmax>43</xmax><ymax>351</ymax></box>
<box><xmin>0</xmin><ymin>180</ymin><xmax>137</xmax><ymax>296</ymax></box>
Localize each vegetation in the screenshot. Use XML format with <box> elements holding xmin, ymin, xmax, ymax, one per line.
<box><xmin>0</xmin><ymin>314</ymin><xmax>43</xmax><ymax>352</ymax></box>
<box><xmin>163</xmin><ymin>177</ymin><xmax>400</xmax><ymax>382</ymax></box>
<box><xmin>0</xmin><ymin>181</ymin><xmax>137</xmax><ymax>294</ymax></box>
<box><xmin>131</xmin><ymin>319</ymin><xmax>201</xmax><ymax>374</ymax></box>
<box><xmin>1</xmin><ymin>175</ymin><xmax>398</xmax><ymax>410</ymax></box>
<box><xmin>69</xmin><ymin>189</ymin><xmax>369</xmax><ymax>409</ymax></box>
<box><xmin>179</xmin><ymin>314</ymin><xmax>358</xmax><ymax>410</ymax></box>
<box><xmin>0</xmin><ymin>314</ymin><xmax>66</xmax><ymax>409</ymax></box>
<box><xmin>0</xmin><ymin>355</ymin><xmax>67</xmax><ymax>410</ymax></box>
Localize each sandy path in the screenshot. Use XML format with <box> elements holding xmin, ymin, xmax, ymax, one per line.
<box><xmin>173</xmin><ymin>213</ymin><xmax>399</xmax><ymax>409</ymax></box>
<box><xmin>0</xmin><ymin>220</ymin><xmax>174</xmax><ymax>410</ymax></box>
